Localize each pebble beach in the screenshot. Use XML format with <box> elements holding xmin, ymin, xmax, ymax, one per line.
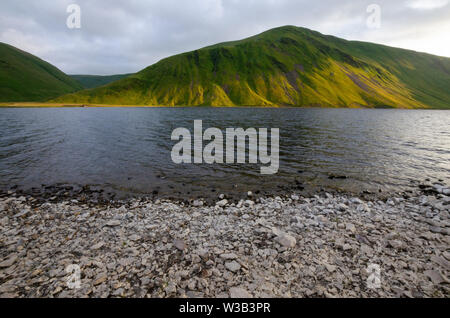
<box><xmin>0</xmin><ymin>182</ymin><xmax>449</xmax><ymax>298</ymax></box>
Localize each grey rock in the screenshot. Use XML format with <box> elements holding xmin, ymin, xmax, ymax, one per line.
<box><xmin>424</xmin><ymin>270</ymin><xmax>446</xmax><ymax>285</ymax></box>
<box><xmin>220</xmin><ymin>253</ymin><xmax>238</xmax><ymax>260</ymax></box>
<box><xmin>129</xmin><ymin>234</ymin><xmax>141</xmax><ymax>242</ymax></box>
<box><xmin>225</xmin><ymin>261</ymin><xmax>241</xmax><ymax>272</ymax></box>
<box><xmin>345</xmin><ymin>223</ymin><xmax>356</xmax><ymax>234</ymax></box>
<box><xmin>193</xmin><ymin>200</ymin><xmax>204</xmax><ymax>207</ymax></box>
<box><xmin>105</xmin><ymin>220</ymin><xmax>121</xmax><ymax>227</ymax></box>
<box><xmin>229</xmin><ymin>287</ymin><xmax>252</xmax><ymax>298</ymax></box>
<box><xmin>216</xmin><ymin>199</ymin><xmax>228</xmax><ymax>207</ymax></box>
<box><xmin>325</xmin><ymin>264</ymin><xmax>336</xmax><ymax>273</ymax></box>
<box><xmin>276</xmin><ymin>233</ymin><xmax>296</xmax><ymax>248</ymax></box>
<box><xmin>173</xmin><ymin>239</ymin><xmax>187</xmax><ymax>251</ymax></box>
<box><xmin>0</xmin><ymin>255</ymin><xmax>18</xmax><ymax>268</ymax></box>
<box><xmin>91</xmin><ymin>242</ymin><xmax>105</xmax><ymax>250</ymax></box>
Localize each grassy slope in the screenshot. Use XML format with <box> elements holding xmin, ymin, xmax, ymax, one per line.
<box><xmin>55</xmin><ymin>26</ymin><xmax>450</xmax><ymax>108</ymax></box>
<box><xmin>0</xmin><ymin>42</ymin><xmax>83</xmax><ymax>102</ymax></box>
<box><xmin>70</xmin><ymin>74</ymin><xmax>132</xmax><ymax>89</ymax></box>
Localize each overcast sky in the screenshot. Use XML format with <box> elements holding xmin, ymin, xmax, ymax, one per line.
<box><xmin>1</xmin><ymin>0</ymin><xmax>449</xmax><ymax>75</ymax></box>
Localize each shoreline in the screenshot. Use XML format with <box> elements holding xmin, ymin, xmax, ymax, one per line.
<box><xmin>0</xmin><ymin>184</ymin><xmax>449</xmax><ymax>298</ymax></box>
<box><xmin>0</xmin><ymin>103</ymin><xmax>444</xmax><ymax>109</ymax></box>
<box><xmin>0</xmin><ymin>181</ymin><xmax>419</xmax><ymax>209</ymax></box>
<box><xmin>1</xmin><ymin>177</ymin><xmax>447</xmax><ymax>208</ymax></box>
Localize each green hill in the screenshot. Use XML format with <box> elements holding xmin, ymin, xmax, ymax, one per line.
<box><xmin>70</xmin><ymin>74</ymin><xmax>132</xmax><ymax>89</ymax></box>
<box><xmin>0</xmin><ymin>42</ymin><xmax>83</xmax><ymax>102</ymax></box>
<box><xmin>55</xmin><ymin>26</ymin><xmax>450</xmax><ymax>108</ymax></box>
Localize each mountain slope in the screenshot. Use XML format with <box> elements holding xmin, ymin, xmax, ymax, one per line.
<box><xmin>0</xmin><ymin>43</ymin><xmax>83</xmax><ymax>102</ymax></box>
<box><xmin>70</xmin><ymin>74</ymin><xmax>132</xmax><ymax>89</ymax></box>
<box><xmin>54</xmin><ymin>26</ymin><xmax>450</xmax><ymax>108</ymax></box>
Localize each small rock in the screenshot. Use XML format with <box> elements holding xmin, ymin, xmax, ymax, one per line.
<box><xmin>193</xmin><ymin>200</ymin><xmax>203</xmax><ymax>207</ymax></box>
<box><xmin>105</xmin><ymin>220</ymin><xmax>121</xmax><ymax>227</ymax></box>
<box><xmin>186</xmin><ymin>291</ymin><xmax>205</xmax><ymax>298</ymax></box>
<box><xmin>225</xmin><ymin>261</ymin><xmax>241</xmax><ymax>272</ymax></box>
<box><xmin>276</xmin><ymin>233</ymin><xmax>296</xmax><ymax>248</ymax></box>
<box><xmin>345</xmin><ymin>223</ymin><xmax>356</xmax><ymax>234</ymax></box>
<box><xmin>0</xmin><ymin>255</ymin><xmax>18</xmax><ymax>268</ymax></box>
<box><xmin>91</xmin><ymin>242</ymin><xmax>105</xmax><ymax>250</ymax></box>
<box><xmin>93</xmin><ymin>274</ymin><xmax>108</xmax><ymax>286</ymax></box>
<box><xmin>13</xmin><ymin>210</ymin><xmax>29</xmax><ymax>218</ymax></box>
<box><xmin>0</xmin><ymin>216</ymin><xmax>8</xmax><ymax>226</ymax></box>
<box><xmin>342</xmin><ymin>244</ymin><xmax>352</xmax><ymax>251</ymax></box>
<box><xmin>129</xmin><ymin>234</ymin><xmax>141</xmax><ymax>242</ymax></box>
<box><xmin>244</xmin><ymin>200</ymin><xmax>254</xmax><ymax>207</ymax></box>
<box><xmin>220</xmin><ymin>253</ymin><xmax>238</xmax><ymax>260</ymax></box>
<box><xmin>216</xmin><ymin>199</ymin><xmax>228</xmax><ymax>207</ymax></box>
<box><xmin>388</xmin><ymin>240</ymin><xmax>404</xmax><ymax>250</ymax></box>
<box><xmin>229</xmin><ymin>287</ymin><xmax>252</xmax><ymax>298</ymax></box>
<box><xmin>325</xmin><ymin>264</ymin><xmax>336</xmax><ymax>273</ymax></box>
<box><xmin>173</xmin><ymin>239</ymin><xmax>187</xmax><ymax>251</ymax></box>
<box><xmin>424</xmin><ymin>270</ymin><xmax>446</xmax><ymax>285</ymax></box>
<box><xmin>350</xmin><ymin>198</ymin><xmax>364</xmax><ymax>205</ymax></box>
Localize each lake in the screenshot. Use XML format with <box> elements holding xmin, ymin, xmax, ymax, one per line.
<box><xmin>0</xmin><ymin>107</ymin><xmax>449</xmax><ymax>200</ymax></box>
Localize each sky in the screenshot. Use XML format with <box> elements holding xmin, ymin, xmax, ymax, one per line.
<box><xmin>0</xmin><ymin>0</ymin><xmax>449</xmax><ymax>75</ymax></box>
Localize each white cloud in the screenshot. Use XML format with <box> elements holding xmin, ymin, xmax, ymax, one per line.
<box><xmin>406</xmin><ymin>0</ymin><xmax>449</xmax><ymax>10</ymax></box>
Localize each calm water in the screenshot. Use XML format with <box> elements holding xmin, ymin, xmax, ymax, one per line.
<box><xmin>0</xmin><ymin>107</ymin><xmax>449</xmax><ymax>199</ymax></box>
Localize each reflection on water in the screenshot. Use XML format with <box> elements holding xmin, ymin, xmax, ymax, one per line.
<box><xmin>0</xmin><ymin>107</ymin><xmax>449</xmax><ymax>197</ymax></box>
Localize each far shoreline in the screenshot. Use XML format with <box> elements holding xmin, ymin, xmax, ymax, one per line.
<box><xmin>0</xmin><ymin>102</ymin><xmax>444</xmax><ymax>110</ymax></box>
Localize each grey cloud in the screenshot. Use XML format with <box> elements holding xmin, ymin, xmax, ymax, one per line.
<box><xmin>0</xmin><ymin>0</ymin><xmax>449</xmax><ymax>75</ymax></box>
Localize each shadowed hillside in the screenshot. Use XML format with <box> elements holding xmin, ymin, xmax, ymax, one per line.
<box><xmin>0</xmin><ymin>43</ymin><xmax>83</xmax><ymax>102</ymax></box>
<box><xmin>71</xmin><ymin>74</ymin><xmax>132</xmax><ymax>89</ymax></box>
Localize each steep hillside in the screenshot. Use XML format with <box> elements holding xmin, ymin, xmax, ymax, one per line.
<box><xmin>0</xmin><ymin>43</ymin><xmax>83</xmax><ymax>102</ymax></box>
<box><xmin>54</xmin><ymin>26</ymin><xmax>450</xmax><ymax>108</ymax></box>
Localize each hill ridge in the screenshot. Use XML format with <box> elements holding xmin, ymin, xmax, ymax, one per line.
<box><xmin>50</xmin><ymin>26</ymin><xmax>450</xmax><ymax>109</ymax></box>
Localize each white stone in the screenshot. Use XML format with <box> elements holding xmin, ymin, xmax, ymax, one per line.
<box><xmin>225</xmin><ymin>261</ymin><xmax>241</xmax><ymax>272</ymax></box>
<box><xmin>91</xmin><ymin>242</ymin><xmax>105</xmax><ymax>250</ymax></box>
<box><xmin>129</xmin><ymin>234</ymin><xmax>141</xmax><ymax>242</ymax></box>
<box><xmin>220</xmin><ymin>253</ymin><xmax>238</xmax><ymax>260</ymax></box>
<box><xmin>105</xmin><ymin>220</ymin><xmax>121</xmax><ymax>227</ymax></box>
<box><xmin>193</xmin><ymin>200</ymin><xmax>203</xmax><ymax>207</ymax></box>
<box><xmin>216</xmin><ymin>199</ymin><xmax>228</xmax><ymax>207</ymax></box>
<box><xmin>229</xmin><ymin>287</ymin><xmax>252</xmax><ymax>298</ymax></box>
<box><xmin>276</xmin><ymin>233</ymin><xmax>296</xmax><ymax>248</ymax></box>
<box><xmin>345</xmin><ymin>223</ymin><xmax>356</xmax><ymax>234</ymax></box>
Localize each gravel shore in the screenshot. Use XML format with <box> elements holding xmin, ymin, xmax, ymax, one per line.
<box><xmin>0</xmin><ymin>184</ymin><xmax>449</xmax><ymax>298</ymax></box>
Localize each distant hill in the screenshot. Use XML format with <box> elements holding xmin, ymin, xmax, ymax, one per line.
<box><xmin>70</xmin><ymin>74</ymin><xmax>132</xmax><ymax>89</ymax></box>
<box><xmin>55</xmin><ymin>26</ymin><xmax>450</xmax><ymax>109</ymax></box>
<box><xmin>0</xmin><ymin>42</ymin><xmax>83</xmax><ymax>102</ymax></box>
